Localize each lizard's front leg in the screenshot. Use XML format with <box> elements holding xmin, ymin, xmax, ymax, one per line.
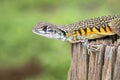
<box><xmin>80</xmin><ymin>36</ymin><xmax>100</xmax><ymax>54</ymax></box>
<box><xmin>66</xmin><ymin>35</ymin><xmax>100</xmax><ymax>54</ymax></box>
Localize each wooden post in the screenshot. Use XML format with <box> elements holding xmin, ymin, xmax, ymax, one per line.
<box><xmin>68</xmin><ymin>38</ymin><xmax>120</xmax><ymax>80</ymax></box>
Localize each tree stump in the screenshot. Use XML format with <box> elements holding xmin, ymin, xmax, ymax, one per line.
<box><xmin>68</xmin><ymin>38</ymin><xmax>120</xmax><ymax>80</ymax></box>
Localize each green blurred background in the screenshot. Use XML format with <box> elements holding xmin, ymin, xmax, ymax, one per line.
<box><xmin>0</xmin><ymin>0</ymin><xmax>120</xmax><ymax>80</ymax></box>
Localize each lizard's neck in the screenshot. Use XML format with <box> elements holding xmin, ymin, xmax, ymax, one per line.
<box><xmin>53</xmin><ymin>28</ymin><xmax>67</xmax><ymax>41</ymax></box>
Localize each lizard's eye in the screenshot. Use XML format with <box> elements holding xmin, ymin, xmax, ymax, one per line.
<box><xmin>42</xmin><ymin>26</ymin><xmax>47</xmax><ymax>31</ymax></box>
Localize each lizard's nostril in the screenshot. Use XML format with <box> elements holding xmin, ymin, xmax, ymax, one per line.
<box><xmin>32</xmin><ymin>27</ymin><xmax>40</xmax><ymax>34</ymax></box>
<box><xmin>32</xmin><ymin>27</ymin><xmax>37</xmax><ymax>33</ymax></box>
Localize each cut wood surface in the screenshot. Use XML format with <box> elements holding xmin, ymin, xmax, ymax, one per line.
<box><xmin>68</xmin><ymin>39</ymin><xmax>120</xmax><ymax>80</ymax></box>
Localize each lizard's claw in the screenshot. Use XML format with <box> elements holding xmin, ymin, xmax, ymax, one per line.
<box><xmin>87</xmin><ymin>44</ymin><xmax>100</xmax><ymax>55</ymax></box>
<box><xmin>80</xmin><ymin>36</ymin><xmax>100</xmax><ymax>55</ymax></box>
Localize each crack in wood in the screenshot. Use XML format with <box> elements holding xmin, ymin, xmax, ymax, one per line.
<box><xmin>68</xmin><ymin>39</ymin><xmax>120</xmax><ymax>80</ymax></box>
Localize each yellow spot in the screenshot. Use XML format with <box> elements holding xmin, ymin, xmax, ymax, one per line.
<box><xmin>86</xmin><ymin>27</ymin><xmax>92</xmax><ymax>35</ymax></box>
<box><xmin>109</xmin><ymin>27</ymin><xmax>115</xmax><ymax>33</ymax></box>
<box><xmin>73</xmin><ymin>35</ymin><xmax>76</xmax><ymax>42</ymax></box>
<box><xmin>65</xmin><ymin>32</ymin><xmax>69</xmax><ymax>38</ymax></box>
<box><xmin>96</xmin><ymin>26</ymin><xmax>115</xmax><ymax>35</ymax></box>
<box><xmin>106</xmin><ymin>26</ymin><xmax>111</xmax><ymax>32</ymax></box>
<box><xmin>80</xmin><ymin>28</ymin><xmax>85</xmax><ymax>36</ymax></box>
<box><xmin>70</xmin><ymin>31</ymin><xmax>74</xmax><ymax>36</ymax></box>
<box><xmin>111</xmin><ymin>29</ymin><xmax>115</xmax><ymax>32</ymax></box>
<box><xmin>92</xmin><ymin>27</ymin><xmax>99</xmax><ymax>33</ymax></box>
<box><xmin>76</xmin><ymin>31</ymin><xmax>80</xmax><ymax>39</ymax></box>
<box><xmin>100</xmin><ymin>27</ymin><xmax>105</xmax><ymax>33</ymax></box>
<box><xmin>68</xmin><ymin>40</ymin><xmax>72</xmax><ymax>43</ymax></box>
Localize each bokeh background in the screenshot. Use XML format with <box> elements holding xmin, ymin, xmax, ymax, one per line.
<box><xmin>0</xmin><ymin>0</ymin><xmax>120</xmax><ymax>80</ymax></box>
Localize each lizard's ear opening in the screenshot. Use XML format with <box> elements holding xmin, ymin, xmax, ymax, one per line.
<box><xmin>49</xmin><ymin>28</ymin><xmax>66</xmax><ymax>40</ymax></box>
<box><xmin>57</xmin><ymin>28</ymin><xmax>66</xmax><ymax>37</ymax></box>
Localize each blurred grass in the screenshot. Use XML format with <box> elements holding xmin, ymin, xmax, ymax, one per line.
<box><xmin>0</xmin><ymin>0</ymin><xmax>120</xmax><ymax>80</ymax></box>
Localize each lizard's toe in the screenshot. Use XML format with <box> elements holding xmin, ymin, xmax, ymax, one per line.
<box><xmin>87</xmin><ymin>44</ymin><xmax>100</xmax><ymax>55</ymax></box>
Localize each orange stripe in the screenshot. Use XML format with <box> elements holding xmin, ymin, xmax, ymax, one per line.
<box><xmin>76</xmin><ymin>31</ymin><xmax>80</xmax><ymax>39</ymax></box>
<box><xmin>70</xmin><ymin>31</ymin><xmax>75</xmax><ymax>36</ymax></box>
<box><xmin>106</xmin><ymin>26</ymin><xmax>111</xmax><ymax>32</ymax></box>
<box><xmin>92</xmin><ymin>27</ymin><xmax>99</xmax><ymax>33</ymax></box>
<box><xmin>86</xmin><ymin>27</ymin><xmax>92</xmax><ymax>35</ymax></box>
<box><xmin>109</xmin><ymin>27</ymin><xmax>115</xmax><ymax>33</ymax></box>
<box><xmin>70</xmin><ymin>32</ymin><xmax>73</xmax><ymax>36</ymax></box>
<box><xmin>65</xmin><ymin>32</ymin><xmax>69</xmax><ymax>38</ymax></box>
<box><xmin>100</xmin><ymin>27</ymin><xmax>105</xmax><ymax>33</ymax></box>
<box><xmin>80</xmin><ymin>28</ymin><xmax>85</xmax><ymax>36</ymax></box>
<box><xmin>73</xmin><ymin>35</ymin><xmax>76</xmax><ymax>42</ymax></box>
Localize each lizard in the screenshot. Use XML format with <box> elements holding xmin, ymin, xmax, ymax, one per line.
<box><xmin>32</xmin><ymin>15</ymin><xmax>120</xmax><ymax>53</ymax></box>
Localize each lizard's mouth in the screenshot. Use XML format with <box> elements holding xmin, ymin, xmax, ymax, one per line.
<box><xmin>32</xmin><ymin>27</ymin><xmax>53</xmax><ymax>38</ymax></box>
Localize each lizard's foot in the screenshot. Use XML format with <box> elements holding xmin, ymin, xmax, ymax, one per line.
<box><xmin>87</xmin><ymin>44</ymin><xmax>100</xmax><ymax>55</ymax></box>
<box><xmin>80</xmin><ymin>36</ymin><xmax>100</xmax><ymax>55</ymax></box>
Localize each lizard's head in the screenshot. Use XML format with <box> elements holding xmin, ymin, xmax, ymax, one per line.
<box><xmin>32</xmin><ymin>22</ymin><xmax>66</xmax><ymax>40</ymax></box>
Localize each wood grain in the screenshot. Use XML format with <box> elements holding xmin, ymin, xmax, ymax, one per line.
<box><xmin>68</xmin><ymin>39</ymin><xmax>120</xmax><ymax>80</ymax></box>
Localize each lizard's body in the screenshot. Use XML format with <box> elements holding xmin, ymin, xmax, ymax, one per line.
<box><xmin>62</xmin><ymin>15</ymin><xmax>119</xmax><ymax>43</ymax></box>
<box><xmin>33</xmin><ymin>15</ymin><xmax>120</xmax><ymax>53</ymax></box>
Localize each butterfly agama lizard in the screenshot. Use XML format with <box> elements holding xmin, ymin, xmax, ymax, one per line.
<box><xmin>32</xmin><ymin>15</ymin><xmax>120</xmax><ymax>53</ymax></box>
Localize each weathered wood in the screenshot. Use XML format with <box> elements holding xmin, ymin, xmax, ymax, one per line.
<box><xmin>68</xmin><ymin>39</ymin><xmax>120</xmax><ymax>80</ymax></box>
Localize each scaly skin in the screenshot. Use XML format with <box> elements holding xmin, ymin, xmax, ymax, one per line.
<box><xmin>32</xmin><ymin>15</ymin><xmax>120</xmax><ymax>53</ymax></box>
<box><xmin>61</xmin><ymin>15</ymin><xmax>120</xmax><ymax>43</ymax></box>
